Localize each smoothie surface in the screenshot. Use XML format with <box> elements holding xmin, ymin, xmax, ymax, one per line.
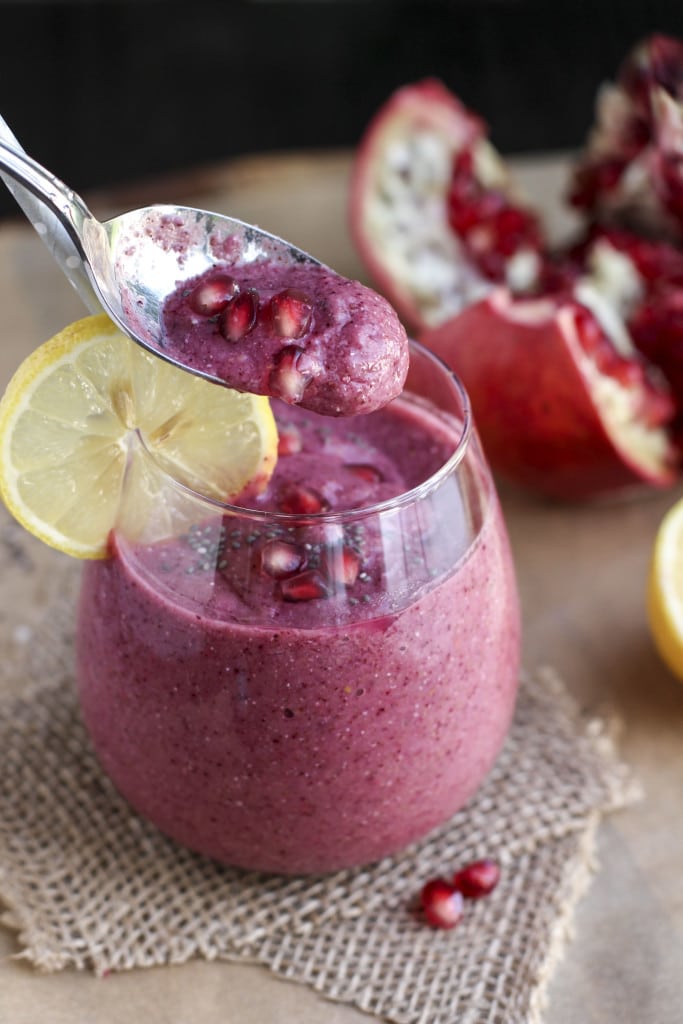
<box><xmin>161</xmin><ymin>260</ymin><xmax>409</xmax><ymax>416</ymax></box>
<box><xmin>123</xmin><ymin>395</ymin><xmax>468</xmax><ymax>629</ymax></box>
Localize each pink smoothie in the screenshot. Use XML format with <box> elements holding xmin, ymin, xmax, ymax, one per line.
<box><xmin>161</xmin><ymin>261</ymin><xmax>409</xmax><ymax>416</ymax></box>
<box><xmin>76</xmin><ymin>395</ymin><xmax>520</xmax><ymax>874</ymax></box>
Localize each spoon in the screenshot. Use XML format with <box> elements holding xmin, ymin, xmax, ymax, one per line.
<box><xmin>0</xmin><ymin>123</ymin><xmax>321</xmax><ymax>383</ymax></box>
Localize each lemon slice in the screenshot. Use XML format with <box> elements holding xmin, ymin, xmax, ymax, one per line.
<box><xmin>0</xmin><ymin>314</ymin><xmax>278</xmax><ymax>558</ymax></box>
<box><xmin>648</xmin><ymin>495</ymin><xmax>683</xmax><ymax>682</ymax></box>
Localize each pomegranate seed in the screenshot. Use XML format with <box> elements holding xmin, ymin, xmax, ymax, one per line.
<box><xmin>270</xmin><ymin>288</ymin><xmax>314</xmax><ymax>339</ymax></box>
<box><xmin>574</xmin><ymin>304</ymin><xmax>640</xmax><ymax>385</ymax></box>
<box><xmin>323</xmin><ymin>545</ymin><xmax>361</xmax><ymax>586</ymax></box>
<box><xmin>278</xmin><ymin>483</ymin><xmax>327</xmax><ymax>515</ymax></box>
<box><xmin>277</xmin><ymin>423</ymin><xmax>303</xmax><ymax>456</ymax></box>
<box><xmin>452</xmin><ymin>859</ymin><xmax>500</xmax><ymax>899</ymax></box>
<box><xmin>447</xmin><ymin>148</ymin><xmax>542</xmax><ymax>283</ymax></box>
<box><xmin>281</xmin><ymin>569</ymin><xmax>329</xmax><ymax>602</ymax></box>
<box><xmin>269</xmin><ymin>347</ymin><xmax>312</xmax><ymax>404</ymax></box>
<box><xmin>260</xmin><ymin>540</ymin><xmax>306</xmax><ymax>579</ymax></box>
<box><xmin>569</xmin><ymin>159</ymin><xmax>627</xmax><ymax>209</ymax></box>
<box><xmin>220</xmin><ymin>289</ymin><xmax>258</xmax><ymax>342</ymax></box>
<box><xmin>188</xmin><ymin>274</ymin><xmax>240</xmax><ymax>316</ymax></box>
<box><xmin>420</xmin><ymin>878</ymin><xmax>464</xmax><ymax>930</ymax></box>
<box><xmin>344</xmin><ymin>462</ymin><xmax>383</xmax><ymax>483</ymax></box>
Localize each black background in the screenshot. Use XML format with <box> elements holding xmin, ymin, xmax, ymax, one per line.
<box><xmin>2</xmin><ymin>0</ymin><xmax>683</xmax><ymax>217</ymax></box>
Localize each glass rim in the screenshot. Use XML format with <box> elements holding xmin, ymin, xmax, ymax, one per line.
<box><xmin>135</xmin><ymin>338</ymin><xmax>474</xmax><ymax>526</ymax></box>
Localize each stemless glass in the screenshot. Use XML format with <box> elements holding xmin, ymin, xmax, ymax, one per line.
<box><xmin>76</xmin><ymin>341</ymin><xmax>521</xmax><ymax>874</ymax></box>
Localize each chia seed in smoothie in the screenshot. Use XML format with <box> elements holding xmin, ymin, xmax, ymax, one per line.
<box><xmin>76</xmin><ymin>393</ymin><xmax>520</xmax><ymax>874</ymax></box>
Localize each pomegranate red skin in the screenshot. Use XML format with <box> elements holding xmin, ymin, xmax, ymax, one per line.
<box><xmin>350</xmin><ymin>79</ymin><xmax>485</xmax><ymax>333</ymax></box>
<box><xmin>421</xmin><ymin>288</ymin><xmax>678</xmax><ymax>500</ymax></box>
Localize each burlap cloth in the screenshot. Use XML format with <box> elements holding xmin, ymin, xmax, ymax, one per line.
<box><xmin>0</xmin><ymin>511</ymin><xmax>640</xmax><ymax>1024</ymax></box>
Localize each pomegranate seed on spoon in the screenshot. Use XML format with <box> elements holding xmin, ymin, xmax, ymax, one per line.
<box><xmin>220</xmin><ymin>289</ymin><xmax>259</xmax><ymax>341</ymax></box>
<box><xmin>188</xmin><ymin>274</ymin><xmax>240</xmax><ymax>316</ymax></box>
<box><xmin>270</xmin><ymin>288</ymin><xmax>313</xmax><ymax>339</ymax></box>
<box><xmin>269</xmin><ymin>346</ymin><xmax>312</xmax><ymax>403</ymax></box>
<box><xmin>420</xmin><ymin>878</ymin><xmax>464</xmax><ymax>930</ymax></box>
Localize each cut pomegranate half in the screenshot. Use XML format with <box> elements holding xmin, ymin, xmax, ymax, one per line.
<box><xmin>350</xmin><ymin>79</ymin><xmax>543</xmax><ymax>333</ymax></box>
<box><xmin>569</xmin><ymin>34</ymin><xmax>683</xmax><ymax>242</ymax></box>
<box><xmin>421</xmin><ymin>286</ymin><xmax>678</xmax><ymax>500</ymax></box>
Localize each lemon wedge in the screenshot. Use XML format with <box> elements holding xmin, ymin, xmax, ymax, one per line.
<box><xmin>0</xmin><ymin>314</ymin><xmax>278</xmax><ymax>558</ymax></box>
<box><xmin>648</xmin><ymin>495</ymin><xmax>683</xmax><ymax>681</ymax></box>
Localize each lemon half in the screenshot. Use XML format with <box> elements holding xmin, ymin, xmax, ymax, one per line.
<box><xmin>648</xmin><ymin>495</ymin><xmax>683</xmax><ymax>682</ymax></box>
<box><xmin>0</xmin><ymin>315</ymin><xmax>277</xmax><ymax>558</ymax></box>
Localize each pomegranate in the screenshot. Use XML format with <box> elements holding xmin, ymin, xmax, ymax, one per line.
<box><xmin>349</xmin><ymin>79</ymin><xmax>542</xmax><ymax>333</ymax></box>
<box><xmin>569</xmin><ymin>34</ymin><xmax>683</xmax><ymax>242</ymax></box>
<box><xmin>352</xmin><ymin>69</ymin><xmax>683</xmax><ymax>499</ymax></box>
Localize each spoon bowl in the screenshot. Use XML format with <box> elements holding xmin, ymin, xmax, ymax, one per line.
<box><xmin>0</xmin><ymin>133</ymin><xmax>321</xmax><ymax>383</ymax></box>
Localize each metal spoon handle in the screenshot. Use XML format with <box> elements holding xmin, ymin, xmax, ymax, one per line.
<box><xmin>0</xmin><ymin>125</ymin><xmax>101</xmax><ymax>312</ymax></box>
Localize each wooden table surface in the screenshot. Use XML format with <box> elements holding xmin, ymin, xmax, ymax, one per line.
<box><xmin>1</xmin><ymin>151</ymin><xmax>683</xmax><ymax>1024</ymax></box>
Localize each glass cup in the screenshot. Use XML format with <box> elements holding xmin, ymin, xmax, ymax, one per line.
<box><xmin>76</xmin><ymin>340</ymin><xmax>521</xmax><ymax>874</ymax></box>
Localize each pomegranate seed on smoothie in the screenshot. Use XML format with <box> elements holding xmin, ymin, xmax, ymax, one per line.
<box><xmin>161</xmin><ymin>260</ymin><xmax>410</xmax><ymax>416</ymax></box>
